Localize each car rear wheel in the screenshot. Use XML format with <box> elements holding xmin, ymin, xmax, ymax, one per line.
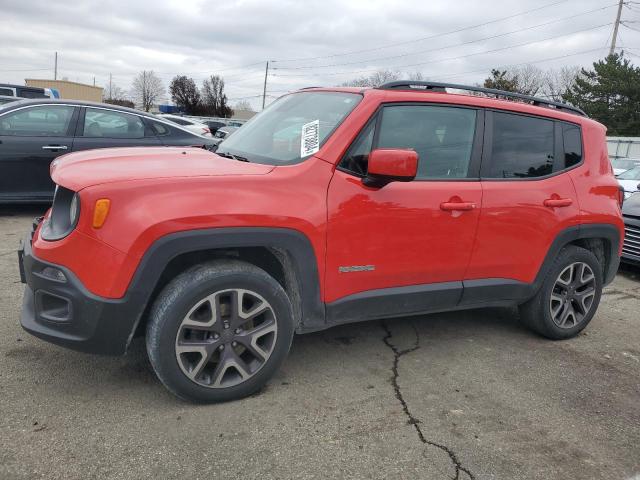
<box><xmin>519</xmin><ymin>245</ymin><xmax>603</xmax><ymax>339</ymax></box>
<box><xmin>146</xmin><ymin>260</ymin><xmax>294</xmax><ymax>403</ymax></box>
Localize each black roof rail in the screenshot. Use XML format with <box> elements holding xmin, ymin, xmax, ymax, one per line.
<box><xmin>377</xmin><ymin>81</ymin><xmax>586</xmax><ymax>117</ymax></box>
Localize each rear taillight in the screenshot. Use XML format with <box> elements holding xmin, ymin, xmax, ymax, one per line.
<box><xmin>202</xmin><ymin>127</ymin><xmax>211</xmax><ymax>135</ymax></box>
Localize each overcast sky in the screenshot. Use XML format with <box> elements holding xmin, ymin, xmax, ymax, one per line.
<box><xmin>2</xmin><ymin>0</ymin><xmax>639</xmax><ymax>110</ymax></box>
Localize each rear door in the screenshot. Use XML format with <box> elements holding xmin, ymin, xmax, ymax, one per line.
<box><xmin>463</xmin><ymin>110</ymin><xmax>582</xmax><ymax>301</ymax></box>
<box><xmin>0</xmin><ymin>104</ymin><xmax>78</xmax><ymax>201</ymax></box>
<box><xmin>72</xmin><ymin>107</ymin><xmax>161</xmax><ymax>152</ymax></box>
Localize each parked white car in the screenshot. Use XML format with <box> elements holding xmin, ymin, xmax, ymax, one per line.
<box><xmin>617</xmin><ymin>165</ymin><xmax>640</xmax><ymax>199</ymax></box>
<box><xmin>610</xmin><ymin>157</ymin><xmax>640</xmax><ymax>176</ymax></box>
<box><xmin>156</xmin><ymin>114</ymin><xmax>213</xmax><ymax>137</ymax></box>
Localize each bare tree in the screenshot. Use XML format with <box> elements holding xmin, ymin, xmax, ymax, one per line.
<box><xmin>544</xmin><ymin>66</ymin><xmax>581</xmax><ymax>102</ymax></box>
<box><xmin>131</xmin><ymin>70</ymin><xmax>164</xmax><ymax>112</ymax></box>
<box><xmin>511</xmin><ymin>65</ymin><xmax>545</xmax><ymax>96</ymax></box>
<box><xmin>233</xmin><ymin>99</ymin><xmax>253</xmax><ymax>111</ymax></box>
<box><xmin>483</xmin><ymin>66</ymin><xmax>545</xmax><ymax>96</ymax></box>
<box><xmin>201</xmin><ymin>75</ymin><xmax>232</xmax><ymax>117</ymax></box>
<box><xmin>104</xmin><ymin>83</ymin><xmax>126</xmax><ymax>102</ymax></box>
<box><xmin>341</xmin><ymin>69</ymin><xmax>400</xmax><ymax>87</ymax></box>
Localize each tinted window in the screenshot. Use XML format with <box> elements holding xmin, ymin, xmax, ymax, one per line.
<box><xmin>377</xmin><ymin>105</ymin><xmax>477</xmax><ymax>179</ymax></box>
<box><xmin>148</xmin><ymin>120</ymin><xmax>170</xmax><ymax>136</ymax></box>
<box><xmin>0</xmin><ymin>105</ymin><xmax>74</xmax><ymax>136</ymax></box>
<box><xmin>17</xmin><ymin>88</ymin><xmax>47</xmax><ymax>99</ymax></box>
<box><xmin>83</xmin><ymin>108</ymin><xmax>145</xmax><ymax>138</ymax></box>
<box><xmin>166</xmin><ymin>116</ymin><xmax>191</xmax><ymax>126</ymax></box>
<box><xmin>340</xmin><ymin>120</ymin><xmax>375</xmax><ymax>176</ymax></box>
<box><xmin>0</xmin><ymin>88</ymin><xmax>13</xmax><ymax>96</ymax></box>
<box><xmin>487</xmin><ymin>112</ymin><xmax>554</xmax><ymax>178</ymax></box>
<box><xmin>562</xmin><ymin>123</ymin><xmax>582</xmax><ymax>168</ymax></box>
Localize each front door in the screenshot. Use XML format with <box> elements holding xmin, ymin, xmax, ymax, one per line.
<box><xmin>0</xmin><ymin>104</ymin><xmax>77</xmax><ymax>201</ymax></box>
<box><xmin>325</xmin><ymin>103</ymin><xmax>484</xmax><ymax>315</ymax></box>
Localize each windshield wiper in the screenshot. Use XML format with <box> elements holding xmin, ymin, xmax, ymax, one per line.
<box><xmin>216</xmin><ymin>151</ymin><xmax>250</xmax><ymax>162</ymax></box>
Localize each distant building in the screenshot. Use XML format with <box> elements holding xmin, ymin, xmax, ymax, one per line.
<box><xmin>232</xmin><ymin>109</ymin><xmax>256</xmax><ymax>121</ymax></box>
<box><xmin>25</xmin><ymin>79</ymin><xmax>103</xmax><ymax>102</ymax></box>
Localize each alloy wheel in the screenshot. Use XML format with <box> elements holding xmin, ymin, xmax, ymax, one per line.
<box><xmin>175</xmin><ymin>288</ymin><xmax>278</xmax><ymax>388</ymax></box>
<box><xmin>549</xmin><ymin>262</ymin><xmax>597</xmax><ymax>329</ymax></box>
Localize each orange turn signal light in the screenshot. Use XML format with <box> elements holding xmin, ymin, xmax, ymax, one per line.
<box><xmin>92</xmin><ymin>199</ymin><xmax>111</xmax><ymax>229</ymax></box>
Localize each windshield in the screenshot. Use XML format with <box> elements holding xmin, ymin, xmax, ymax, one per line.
<box><xmin>218</xmin><ymin>91</ymin><xmax>361</xmax><ymax>165</ymax></box>
<box><xmin>618</xmin><ymin>165</ymin><xmax>640</xmax><ymax>180</ymax></box>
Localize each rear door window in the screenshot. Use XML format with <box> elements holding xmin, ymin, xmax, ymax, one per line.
<box><xmin>83</xmin><ymin>108</ymin><xmax>145</xmax><ymax>138</ymax></box>
<box><xmin>485</xmin><ymin>112</ymin><xmax>555</xmax><ymax>178</ymax></box>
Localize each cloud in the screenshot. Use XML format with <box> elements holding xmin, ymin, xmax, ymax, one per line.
<box><xmin>1</xmin><ymin>0</ymin><xmax>638</xmax><ymax>109</ymax></box>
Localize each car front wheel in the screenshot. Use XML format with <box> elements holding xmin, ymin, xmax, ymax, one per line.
<box><xmin>146</xmin><ymin>260</ymin><xmax>294</xmax><ymax>403</ymax></box>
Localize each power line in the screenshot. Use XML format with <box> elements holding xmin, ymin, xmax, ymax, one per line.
<box><xmin>154</xmin><ymin>61</ymin><xmax>266</xmax><ymax>76</ymax></box>
<box><xmin>272</xmin><ymin>4</ymin><xmax>618</xmax><ymax>71</ymax></box>
<box><xmin>0</xmin><ymin>67</ymin><xmax>51</xmax><ymax>72</ymax></box>
<box><xmin>434</xmin><ymin>46</ymin><xmax>621</xmax><ymax>82</ymax></box>
<box><xmin>271</xmin><ymin>0</ymin><xmax>572</xmax><ymax>63</ymax></box>
<box><xmin>272</xmin><ymin>22</ymin><xmax>612</xmax><ymax>78</ymax></box>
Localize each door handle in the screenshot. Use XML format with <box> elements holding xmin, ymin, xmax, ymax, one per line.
<box><xmin>42</xmin><ymin>145</ymin><xmax>68</xmax><ymax>151</ymax></box>
<box><xmin>440</xmin><ymin>201</ymin><xmax>476</xmax><ymax>211</ymax></box>
<box><xmin>543</xmin><ymin>198</ymin><xmax>573</xmax><ymax>208</ymax></box>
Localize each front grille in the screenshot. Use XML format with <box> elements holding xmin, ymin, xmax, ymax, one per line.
<box><xmin>623</xmin><ymin>221</ymin><xmax>640</xmax><ymax>258</ymax></box>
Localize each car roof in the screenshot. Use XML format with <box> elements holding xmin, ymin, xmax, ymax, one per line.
<box><xmin>0</xmin><ymin>98</ymin><xmax>151</xmax><ymax>117</ymax></box>
<box><xmin>294</xmin><ymin>85</ymin><xmax>599</xmax><ymax>126</ymax></box>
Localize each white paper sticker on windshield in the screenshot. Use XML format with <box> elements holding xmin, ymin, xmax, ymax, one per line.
<box><xmin>300</xmin><ymin>120</ymin><xmax>320</xmax><ymax>157</ymax></box>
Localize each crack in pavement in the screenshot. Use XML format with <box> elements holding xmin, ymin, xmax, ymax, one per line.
<box><xmin>381</xmin><ymin>322</ymin><xmax>475</xmax><ymax>480</ymax></box>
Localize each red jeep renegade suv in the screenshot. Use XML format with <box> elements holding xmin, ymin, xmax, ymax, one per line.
<box><xmin>18</xmin><ymin>82</ymin><xmax>624</xmax><ymax>402</ymax></box>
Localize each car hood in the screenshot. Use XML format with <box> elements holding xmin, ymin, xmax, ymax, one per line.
<box><xmin>618</xmin><ymin>179</ymin><xmax>640</xmax><ymax>191</ymax></box>
<box><xmin>51</xmin><ymin>146</ymin><xmax>275</xmax><ymax>191</ymax></box>
<box><xmin>622</xmin><ymin>190</ymin><xmax>640</xmax><ymax>215</ymax></box>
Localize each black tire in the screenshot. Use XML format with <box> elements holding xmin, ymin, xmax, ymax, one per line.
<box><xmin>519</xmin><ymin>245</ymin><xmax>603</xmax><ymax>340</ymax></box>
<box><xmin>146</xmin><ymin>260</ymin><xmax>294</xmax><ymax>403</ymax></box>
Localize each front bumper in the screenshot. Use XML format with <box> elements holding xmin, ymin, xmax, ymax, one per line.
<box><xmin>19</xmin><ymin>221</ymin><xmax>141</xmax><ymax>355</ymax></box>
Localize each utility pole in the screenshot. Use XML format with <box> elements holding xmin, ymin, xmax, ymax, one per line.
<box><xmin>109</xmin><ymin>73</ymin><xmax>112</xmax><ymax>99</ymax></box>
<box><xmin>54</xmin><ymin>52</ymin><xmax>58</xmax><ymax>80</ymax></box>
<box><xmin>262</xmin><ymin>61</ymin><xmax>269</xmax><ymax>110</ymax></box>
<box><xmin>609</xmin><ymin>0</ymin><xmax>624</xmax><ymax>56</ymax></box>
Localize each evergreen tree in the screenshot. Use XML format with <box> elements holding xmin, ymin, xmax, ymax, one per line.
<box><xmin>563</xmin><ymin>54</ymin><xmax>640</xmax><ymax>136</ymax></box>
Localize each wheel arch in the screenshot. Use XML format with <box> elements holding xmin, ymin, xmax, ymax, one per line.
<box><xmin>124</xmin><ymin>228</ymin><xmax>325</xmax><ymax>349</ymax></box>
<box><xmin>533</xmin><ymin>223</ymin><xmax>621</xmax><ymax>296</ymax></box>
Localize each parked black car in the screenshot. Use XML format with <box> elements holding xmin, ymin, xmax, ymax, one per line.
<box><xmin>201</xmin><ymin>120</ymin><xmax>226</xmax><ymax>134</ymax></box>
<box><xmin>622</xmin><ymin>193</ymin><xmax>640</xmax><ymax>264</ymax></box>
<box><xmin>0</xmin><ymin>99</ymin><xmax>217</xmax><ymax>203</ymax></box>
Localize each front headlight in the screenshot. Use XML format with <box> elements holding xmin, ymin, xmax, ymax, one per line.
<box><xmin>40</xmin><ymin>187</ymin><xmax>80</xmax><ymax>241</ymax></box>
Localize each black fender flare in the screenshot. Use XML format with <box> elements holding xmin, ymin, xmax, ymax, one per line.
<box><xmin>124</xmin><ymin>227</ymin><xmax>325</xmax><ymax>347</ymax></box>
<box><xmin>532</xmin><ymin>223</ymin><xmax>621</xmax><ymax>294</ymax></box>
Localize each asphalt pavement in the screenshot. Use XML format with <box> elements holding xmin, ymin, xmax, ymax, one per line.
<box><xmin>1</xmin><ymin>207</ymin><xmax>639</xmax><ymax>480</ymax></box>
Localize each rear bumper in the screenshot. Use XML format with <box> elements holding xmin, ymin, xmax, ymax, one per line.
<box><xmin>19</xmin><ymin>223</ymin><xmax>141</xmax><ymax>355</ymax></box>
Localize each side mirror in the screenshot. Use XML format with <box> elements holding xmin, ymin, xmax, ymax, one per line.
<box><xmin>363</xmin><ymin>149</ymin><xmax>418</xmax><ymax>188</ymax></box>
